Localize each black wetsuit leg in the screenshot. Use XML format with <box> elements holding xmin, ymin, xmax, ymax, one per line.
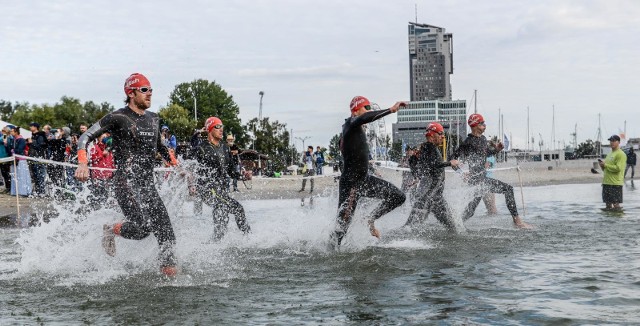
<box><xmin>201</xmin><ymin>188</ymin><xmax>250</xmax><ymax>240</ymax></box>
<box><xmin>113</xmin><ymin>172</ymin><xmax>177</xmax><ymax>246</ymax></box>
<box><xmin>406</xmin><ymin>178</ymin><xmax>433</xmax><ymax>226</ymax></box>
<box><xmin>430</xmin><ymin>192</ymin><xmax>455</xmax><ymax>230</ymax></box>
<box><xmin>484</xmin><ymin>177</ymin><xmax>519</xmax><ymax>217</ymax></box>
<box><xmin>360</xmin><ymin>175</ymin><xmax>406</xmax><ymax>221</ymax></box>
<box><xmin>462</xmin><ymin>177</ymin><xmax>518</xmax><ymax>220</ymax></box>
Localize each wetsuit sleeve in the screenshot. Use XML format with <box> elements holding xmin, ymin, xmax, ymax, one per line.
<box><xmin>77</xmin><ymin>115</ymin><xmax>120</xmax><ymax>163</ymax></box>
<box><xmin>352</xmin><ymin>109</ymin><xmax>394</xmax><ymax>127</ymax></box>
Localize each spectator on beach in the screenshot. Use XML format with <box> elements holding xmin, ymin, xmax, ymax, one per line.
<box><xmin>161</xmin><ymin>125</ymin><xmax>177</xmax><ymax>151</ymax></box>
<box><xmin>66</xmin><ymin>133</ymin><xmax>83</xmax><ymax>192</ymax></box>
<box><xmin>624</xmin><ymin>147</ymin><xmax>636</xmax><ymax>179</ymax></box>
<box><xmin>79</xmin><ymin>123</ymin><xmax>88</xmax><ymax>134</ymax></box>
<box><xmin>599</xmin><ymin>135</ymin><xmax>626</xmax><ymax>210</ymax></box>
<box><xmin>298</xmin><ymin>146</ymin><xmax>316</xmax><ymax>193</ymax></box>
<box><xmin>315</xmin><ymin>146</ymin><xmax>324</xmax><ymax>175</ymax></box>
<box><xmin>226</xmin><ymin>134</ymin><xmax>241</xmax><ymax>192</ymax></box>
<box><xmin>43</xmin><ymin>125</ymin><xmax>54</xmax><ymax>140</ymax></box>
<box><xmin>48</xmin><ymin>127</ymin><xmax>71</xmax><ymax>198</ymax></box>
<box><xmin>28</xmin><ymin>122</ymin><xmax>48</xmax><ymax>197</ymax></box>
<box><xmin>0</xmin><ymin>127</ymin><xmax>12</xmax><ymax>192</ymax></box>
<box><xmin>9</xmin><ymin>126</ymin><xmax>32</xmax><ymax>197</ymax></box>
<box><xmin>89</xmin><ymin>132</ymin><xmax>115</xmax><ymax>208</ymax></box>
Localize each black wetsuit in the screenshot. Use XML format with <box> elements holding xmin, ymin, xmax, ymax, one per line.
<box><xmin>333</xmin><ymin>109</ymin><xmax>406</xmax><ymax>245</ymax></box>
<box><xmin>196</xmin><ymin>141</ymin><xmax>250</xmax><ymax>240</ymax></box>
<box><xmin>451</xmin><ymin>133</ymin><xmax>518</xmax><ymax>220</ymax></box>
<box><xmin>405</xmin><ymin>142</ymin><xmax>455</xmax><ymax>229</ymax></box>
<box><xmin>78</xmin><ymin>106</ymin><xmax>176</xmax><ymax>266</ymax></box>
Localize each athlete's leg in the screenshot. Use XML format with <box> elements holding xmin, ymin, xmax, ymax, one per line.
<box><xmin>361</xmin><ymin>175</ymin><xmax>406</xmax><ymax>221</ymax></box>
<box><xmin>462</xmin><ymin>195</ymin><xmax>483</xmax><ymax>221</ymax></box>
<box><xmin>430</xmin><ymin>195</ymin><xmax>455</xmax><ymax>231</ymax></box>
<box><xmin>332</xmin><ymin>178</ymin><xmax>360</xmax><ymax>245</ymax></box>
<box><xmin>112</xmin><ymin>174</ymin><xmax>152</xmax><ymax>240</ymax></box>
<box><xmin>225</xmin><ymin>195</ymin><xmax>250</xmax><ymax>234</ymax></box>
<box><xmin>405</xmin><ymin>178</ymin><xmax>433</xmax><ymax>226</ymax></box>
<box><xmin>484</xmin><ymin>177</ymin><xmax>519</xmax><ymax>217</ymax></box>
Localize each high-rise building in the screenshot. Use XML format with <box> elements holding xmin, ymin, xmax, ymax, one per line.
<box><xmin>392</xmin><ymin>100</ymin><xmax>467</xmax><ymax>148</ymax></box>
<box><xmin>408</xmin><ymin>22</ymin><xmax>453</xmax><ymax>101</ymax></box>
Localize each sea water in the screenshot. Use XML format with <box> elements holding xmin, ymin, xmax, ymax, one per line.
<box><xmin>1</xmin><ymin>178</ymin><xmax>639</xmax><ymax>324</ymax></box>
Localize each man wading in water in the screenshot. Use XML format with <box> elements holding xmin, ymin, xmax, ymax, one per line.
<box><xmin>75</xmin><ymin>73</ymin><xmax>178</xmax><ymax>277</ymax></box>
<box><xmin>330</xmin><ymin>96</ymin><xmax>407</xmax><ymax>247</ymax></box>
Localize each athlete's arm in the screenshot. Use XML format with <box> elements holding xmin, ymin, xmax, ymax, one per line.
<box><xmin>75</xmin><ymin>116</ymin><xmax>117</xmax><ymax>181</ymax></box>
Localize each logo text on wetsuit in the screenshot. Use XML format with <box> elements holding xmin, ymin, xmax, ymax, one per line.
<box><xmin>139</xmin><ymin>131</ymin><xmax>154</xmax><ymax>136</ymax></box>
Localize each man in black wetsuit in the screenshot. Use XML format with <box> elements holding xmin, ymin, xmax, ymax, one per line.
<box><xmin>405</xmin><ymin>122</ymin><xmax>460</xmax><ymax>229</ymax></box>
<box><xmin>331</xmin><ymin>96</ymin><xmax>407</xmax><ymax>247</ymax></box>
<box><xmin>450</xmin><ymin>113</ymin><xmax>531</xmax><ymax>229</ymax></box>
<box><xmin>190</xmin><ymin>117</ymin><xmax>250</xmax><ymax>240</ymax></box>
<box><xmin>75</xmin><ymin>73</ymin><xmax>179</xmax><ymax>276</ymax></box>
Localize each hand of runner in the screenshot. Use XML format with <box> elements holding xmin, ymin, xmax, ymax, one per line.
<box><xmin>389</xmin><ymin>101</ymin><xmax>407</xmax><ymax>113</ymax></box>
<box><xmin>75</xmin><ymin>163</ymin><xmax>90</xmax><ymax>182</ymax></box>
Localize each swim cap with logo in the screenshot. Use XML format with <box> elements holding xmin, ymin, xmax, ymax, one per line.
<box><xmin>350</xmin><ymin>96</ymin><xmax>371</xmax><ymax>112</ymax></box>
<box><xmin>124</xmin><ymin>73</ymin><xmax>151</xmax><ymax>95</ymax></box>
<box><xmin>468</xmin><ymin>113</ymin><xmax>485</xmax><ymax>127</ymax></box>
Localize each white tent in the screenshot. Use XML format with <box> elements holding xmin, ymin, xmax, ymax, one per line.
<box><xmin>0</xmin><ymin>119</ymin><xmax>32</xmax><ymax>138</ymax></box>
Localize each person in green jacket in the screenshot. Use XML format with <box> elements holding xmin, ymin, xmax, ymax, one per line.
<box><xmin>599</xmin><ymin>135</ymin><xmax>626</xmax><ymax>210</ymax></box>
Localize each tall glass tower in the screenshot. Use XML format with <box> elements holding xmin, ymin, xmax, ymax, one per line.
<box><xmin>408</xmin><ymin>22</ymin><xmax>453</xmax><ymax>101</ymax></box>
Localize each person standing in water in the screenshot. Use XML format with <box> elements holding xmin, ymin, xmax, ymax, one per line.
<box><xmin>331</xmin><ymin>96</ymin><xmax>407</xmax><ymax>247</ymax></box>
<box><xmin>191</xmin><ymin>117</ymin><xmax>251</xmax><ymax>240</ymax></box>
<box><xmin>450</xmin><ymin>113</ymin><xmax>531</xmax><ymax>228</ymax></box>
<box><xmin>600</xmin><ymin>135</ymin><xmax>626</xmax><ymax>210</ymax></box>
<box><xmin>405</xmin><ymin>122</ymin><xmax>460</xmax><ymax>229</ymax></box>
<box><xmin>75</xmin><ymin>73</ymin><xmax>178</xmax><ymax>277</ymax></box>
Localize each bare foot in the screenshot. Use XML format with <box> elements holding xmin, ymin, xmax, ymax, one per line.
<box><xmin>367</xmin><ymin>220</ymin><xmax>381</xmax><ymax>238</ymax></box>
<box><xmin>513</xmin><ymin>216</ymin><xmax>534</xmax><ymax>229</ymax></box>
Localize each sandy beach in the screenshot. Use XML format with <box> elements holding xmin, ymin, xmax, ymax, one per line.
<box><xmin>0</xmin><ymin>159</ymin><xmax>614</xmax><ymax>224</ymax></box>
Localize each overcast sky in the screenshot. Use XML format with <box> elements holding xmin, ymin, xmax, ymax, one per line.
<box><xmin>2</xmin><ymin>0</ymin><xmax>639</xmax><ymax>149</ymax></box>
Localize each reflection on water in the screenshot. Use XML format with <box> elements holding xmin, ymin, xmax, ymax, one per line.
<box><xmin>1</xmin><ymin>181</ymin><xmax>639</xmax><ymax>324</ymax></box>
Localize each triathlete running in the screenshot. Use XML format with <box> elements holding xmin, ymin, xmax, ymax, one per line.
<box><xmin>75</xmin><ymin>73</ymin><xmax>178</xmax><ymax>276</ymax></box>
<box><xmin>331</xmin><ymin>96</ymin><xmax>407</xmax><ymax>247</ymax></box>
<box><xmin>191</xmin><ymin>117</ymin><xmax>250</xmax><ymax>240</ymax></box>
<box><xmin>450</xmin><ymin>113</ymin><xmax>531</xmax><ymax>228</ymax></box>
<box><xmin>405</xmin><ymin>122</ymin><xmax>460</xmax><ymax>229</ymax></box>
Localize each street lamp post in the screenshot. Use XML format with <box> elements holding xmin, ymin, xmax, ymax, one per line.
<box><xmin>255</xmin><ymin>91</ymin><xmax>265</xmax><ymax>176</ymax></box>
<box><xmin>189</xmin><ymin>84</ymin><xmax>197</xmax><ymax>121</ymax></box>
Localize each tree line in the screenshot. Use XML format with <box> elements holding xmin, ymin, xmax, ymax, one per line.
<box><xmin>1</xmin><ymin>79</ymin><xmax>297</xmax><ymax>171</ymax></box>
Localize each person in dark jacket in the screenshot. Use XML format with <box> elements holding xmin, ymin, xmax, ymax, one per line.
<box><xmin>450</xmin><ymin>113</ymin><xmax>531</xmax><ymax>229</ymax></box>
<box><xmin>405</xmin><ymin>122</ymin><xmax>460</xmax><ymax>229</ymax></box>
<box><xmin>624</xmin><ymin>147</ymin><xmax>636</xmax><ymax>179</ymax></box>
<box><xmin>28</xmin><ymin>122</ymin><xmax>48</xmax><ymax>197</ymax></box>
<box><xmin>192</xmin><ymin>117</ymin><xmax>250</xmax><ymax>240</ymax></box>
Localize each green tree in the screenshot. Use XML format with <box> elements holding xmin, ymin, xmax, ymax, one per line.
<box><xmin>389</xmin><ymin>141</ymin><xmax>403</xmax><ymax>162</ymax></box>
<box><xmin>244</xmin><ymin>117</ymin><xmax>293</xmax><ymax>172</ymax></box>
<box><xmin>158</xmin><ymin>104</ymin><xmax>197</xmax><ymax>141</ymax></box>
<box><xmin>329</xmin><ymin>133</ymin><xmax>341</xmax><ymax>162</ymax></box>
<box><xmin>168</xmin><ymin>79</ymin><xmax>246</xmax><ymax>146</ymax></box>
<box><xmin>575</xmin><ymin>139</ymin><xmax>597</xmax><ymax>158</ymax></box>
<box><xmin>0</xmin><ymin>100</ymin><xmax>13</xmax><ymax>121</ymax></box>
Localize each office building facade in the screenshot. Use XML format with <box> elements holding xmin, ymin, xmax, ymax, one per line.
<box><xmin>408</xmin><ymin>22</ymin><xmax>453</xmax><ymax>101</ymax></box>
<box><xmin>392</xmin><ymin>99</ymin><xmax>467</xmax><ymax>148</ymax></box>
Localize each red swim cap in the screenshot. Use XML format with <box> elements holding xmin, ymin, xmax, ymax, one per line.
<box><xmin>124</xmin><ymin>73</ymin><xmax>151</xmax><ymax>95</ymax></box>
<box><xmin>350</xmin><ymin>96</ymin><xmax>371</xmax><ymax>112</ymax></box>
<box><xmin>425</xmin><ymin>122</ymin><xmax>444</xmax><ymax>136</ymax></box>
<box><xmin>205</xmin><ymin>117</ymin><xmax>223</xmax><ymax>133</ymax></box>
<box><xmin>468</xmin><ymin>113</ymin><xmax>485</xmax><ymax>127</ymax></box>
